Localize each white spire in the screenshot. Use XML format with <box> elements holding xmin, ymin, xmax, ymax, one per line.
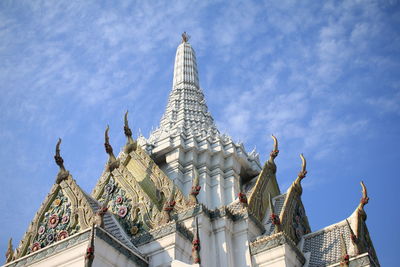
<box><xmin>149</xmin><ymin>33</ymin><xmax>218</xmax><ymax>143</ymax></box>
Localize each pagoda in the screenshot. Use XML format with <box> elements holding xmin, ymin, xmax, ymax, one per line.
<box><xmin>3</xmin><ymin>33</ymin><xmax>379</xmax><ymax>267</ymax></box>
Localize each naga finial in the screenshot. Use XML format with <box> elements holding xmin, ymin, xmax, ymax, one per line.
<box><xmin>269</xmin><ymin>134</ymin><xmax>279</xmax><ymax>160</ymax></box>
<box><xmin>189</xmin><ymin>168</ymin><xmax>201</xmax><ymax>204</ymax></box>
<box><xmin>5</xmin><ymin>238</ymin><xmax>13</xmax><ymax>263</ymax></box>
<box><xmin>162</xmin><ymin>184</ymin><xmax>176</xmax><ymax>224</ymax></box>
<box><xmin>54</xmin><ymin>138</ymin><xmax>69</xmax><ymax>183</ymax></box>
<box><xmin>182</xmin><ymin>32</ymin><xmax>190</xmax><ymax>43</ymax></box>
<box><xmin>95</xmin><ymin>196</ymin><xmax>109</xmax><ymax>228</ymax></box>
<box><xmin>192</xmin><ymin>217</ymin><xmax>201</xmax><ymax>264</ymax></box>
<box><xmin>123</xmin><ymin>111</ymin><xmax>137</xmax><ymax>154</ymax></box>
<box><xmin>346</xmin><ymin>219</ymin><xmax>358</xmax><ymax>249</ymax></box>
<box><xmin>104</xmin><ymin>125</ymin><xmax>119</xmax><ymax>172</ymax></box>
<box><xmin>340</xmin><ymin>233</ymin><xmax>350</xmax><ymax>267</ymax></box>
<box><xmin>84</xmin><ymin>224</ymin><xmax>95</xmax><ymax>267</ymax></box>
<box><xmin>268</xmin><ymin>194</ymin><xmax>281</xmax><ymax>232</ymax></box>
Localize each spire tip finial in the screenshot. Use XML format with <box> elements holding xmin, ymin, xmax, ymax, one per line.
<box><xmin>182</xmin><ymin>32</ymin><xmax>190</xmax><ymax>43</ymax></box>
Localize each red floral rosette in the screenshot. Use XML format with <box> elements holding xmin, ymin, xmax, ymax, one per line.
<box><xmin>48</xmin><ymin>214</ymin><xmax>59</xmax><ymax>228</ymax></box>
<box><xmin>57</xmin><ymin>230</ymin><xmax>69</xmax><ymax>241</ymax></box>
<box><xmin>61</xmin><ymin>215</ymin><xmax>69</xmax><ymax>224</ymax></box>
<box><xmin>38</xmin><ymin>225</ymin><xmax>45</xmax><ymax>235</ymax></box>
<box><xmin>31</xmin><ymin>242</ymin><xmax>41</xmax><ymax>252</ymax></box>
<box><xmin>116</xmin><ymin>195</ymin><xmax>123</xmax><ymax>204</ymax></box>
<box><xmin>118</xmin><ymin>206</ymin><xmax>128</xmax><ymax>218</ymax></box>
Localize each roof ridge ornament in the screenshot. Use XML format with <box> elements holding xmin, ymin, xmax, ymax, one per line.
<box><xmin>181</xmin><ymin>32</ymin><xmax>190</xmax><ymax>43</ymax></box>
<box><xmin>54</xmin><ymin>138</ymin><xmax>69</xmax><ymax>183</ymax></box>
<box><xmin>293</xmin><ymin>154</ymin><xmax>307</xmax><ymax>194</ymax></box>
<box><xmin>94</xmin><ymin>196</ymin><xmax>110</xmax><ymax>228</ymax></box>
<box><xmin>269</xmin><ymin>135</ymin><xmax>279</xmax><ymax>161</ymax></box>
<box><xmin>104</xmin><ymin>125</ymin><xmax>120</xmax><ymax>172</ymax></box>
<box><xmin>123</xmin><ymin>111</ymin><xmax>137</xmax><ymax>154</ymax></box>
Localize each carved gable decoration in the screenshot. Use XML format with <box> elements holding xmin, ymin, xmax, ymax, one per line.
<box><xmin>248</xmin><ymin>135</ymin><xmax>280</xmax><ymax>222</ymax></box>
<box><xmin>92</xmin><ymin>163</ymin><xmax>164</xmax><ymax>237</ymax></box>
<box><xmin>15</xmin><ymin>175</ymin><xmax>96</xmax><ymax>259</ymax></box>
<box><xmin>279</xmin><ymin>180</ymin><xmax>311</xmax><ymax>244</ymax></box>
<box><xmin>247</xmin><ymin>161</ymin><xmax>280</xmax><ymax>221</ymax></box>
<box><xmin>124</xmin><ymin>146</ymin><xmax>190</xmax><ymax>212</ymax></box>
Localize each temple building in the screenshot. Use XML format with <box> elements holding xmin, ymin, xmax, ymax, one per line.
<box><xmin>3</xmin><ymin>33</ymin><xmax>379</xmax><ymax>267</ymax></box>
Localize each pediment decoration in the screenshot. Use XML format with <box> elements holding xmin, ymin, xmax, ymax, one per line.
<box><xmin>248</xmin><ymin>135</ymin><xmax>280</xmax><ymax>222</ymax></box>
<box><xmin>93</xmin><ymin>164</ymin><xmax>164</xmax><ymax>237</ymax></box>
<box><xmin>279</xmin><ymin>154</ymin><xmax>311</xmax><ymax>244</ymax></box>
<box><xmin>15</xmin><ymin>175</ymin><xmax>96</xmax><ymax>259</ymax></box>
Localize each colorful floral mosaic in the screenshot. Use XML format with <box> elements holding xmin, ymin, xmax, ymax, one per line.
<box><xmin>29</xmin><ymin>189</ymin><xmax>79</xmax><ymax>253</ymax></box>
<box><xmin>100</xmin><ymin>176</ymin><xmax>155</xmax><ymax>236</ymax></box>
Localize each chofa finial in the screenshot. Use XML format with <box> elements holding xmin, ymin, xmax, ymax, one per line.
<box><xmin>298</xmin><ymin>153</ymin><xmax>307</xmax><ymax>180</ymax></box>
<box><xmin>104</xmin><ymin>125</ymin><xmax>119</xmax><ymax>172</ymax></box>
<box><xmin>54</xmin><ymin>138</ymin><xmax>69</xmax><ymax>183</ymax></box>
<box><xmin>123</xmin><ymin>111</ymin><xmax>137</xmax><ymax>154</ymax></box>
<box><xmin>189</xmin><ymin>168</ymin><xmax>201</xmax><ymax>204</ymax></box>
<box><xmin>182</xmin><ymin>32</ymin><xmax>190</xmax><ymax>43</ymax></box>
<box><xmin>270</xmin><ymin>134</ymin><xmax>279</xmax><ymax>160</ymax></box>
<box><xmin>360</xmin><ymin>181</ymin><xmax>369</xmax><ymax>207</ymax></box>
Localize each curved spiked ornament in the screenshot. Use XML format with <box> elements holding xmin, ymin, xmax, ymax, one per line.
<box><xmin>298</xmin><ymin>153</ymin><xmax>307</xmax><ymax>179</ymax></box>
<box><xmin>123</xmin><ymin>111</ymin><xmax>137</xmax><ymax>154</ymax></box>
<box><xmin>269</xmin><ymin>135</ymin><xmax>279</xmax><ymax>159</ymax></box>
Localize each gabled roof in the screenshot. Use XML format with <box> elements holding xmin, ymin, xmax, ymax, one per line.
<box><xmin>91</xmin><ymin>118</ymin><xmax>191</xmax><ymax>238</ymax></box>
<box><xmin>301</xmin><ymin>182</ymin><xmax>380</xmax><ymax>267</ymax></box>
<box><xmin>13</xmin><ymin>171</ymin><xmax>96</xmax><ymax>259</ymax></box>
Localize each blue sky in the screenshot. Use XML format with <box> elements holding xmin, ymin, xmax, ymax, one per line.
<box><xmin>0</xmin><ymin>0</ymin><xmax>399</xmax><ymax>265</ymax></box>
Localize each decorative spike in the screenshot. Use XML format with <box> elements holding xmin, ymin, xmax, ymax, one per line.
<box><xmin>94</xmin><ymin>196</ymin><xmax>109</xmax><ymax>228</ymax></box>
<box><xmin>268</xmin><ymin>194</ymin><xmax>281</xmax><ymax>233</ymax></box>
<box><xmin>5</xmin><ymin>238</ymin><xmax>13</xmax><ymax>263</ymax></box>
<box><xmin>84</xmin><ymin>224</ymin><xmax>95</xmax><ymax>267</ymax></box>
<box><xmin>54</xmin><ymin>138</ymin><xmax>69</xmax><ymax>183</ymax></box>
<box><xmin>269</xmin><ymin>134</ymin><xmax>279</xmax><ymax>160</ymax></box>
<box><xmin>124</xmin><ymin>111</ymin><xmax>137</xmax><ymax>154</ymax></box>
<box><xmin>104</xmin><ymin>125</ymin><xmax>119</xmax><ymax>172</ymax></box>
<box><xmin>360</xmin><ymin>181</ymin><xmax>369</xmax><ymax>207</ymax></box>
<box><xmin>182</xmin><ymin>32</ymin><xmax>190</xmax><ymax>43</ymax></box>
<box><xmin>161</xmin><ymin>184</ymin><xmax>176</xmax><ymax>224</ymax></box>
<box><xmin>340</xmin><ymin>233</ymin><xmax>350</xmax><ymax>267</ymax></box>
<box><xmin>299</xmin><ymin>153</ymin><xmax>307</xmax><ymax>178</ymax></box>
<box><xmin>357</xmin><ymin>181</ymin><xmax>369</xmax><ymax>222</ymax></box>
<box><xmin>346</xmin><ymin>219</ymin><xmax>358</xmax><ymax>245</ymax></box>
<box><xmin>192</xmin><ymin>217</ymin><xmax>201</xmax><ymax>264</ymax></box>
<box><xmin>189</xmin><ymin>168</ymin><xmax>201</xmax><ymax>204</ymax></box>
